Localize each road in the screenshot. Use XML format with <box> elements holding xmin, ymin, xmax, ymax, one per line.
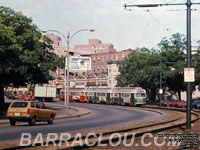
<box><xmin>0</xmin><ymin>102</ymin><xmax>160</xmax><ymax>141</ymax></box>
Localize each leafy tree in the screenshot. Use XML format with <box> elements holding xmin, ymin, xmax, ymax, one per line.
<box><xmin>158</xmin><ymin>33</ymin><xmax>187</xmax><ymax>99</ymax></box>
<box><xmin>116</xmin><ymin>33</ymin><xmax>188</xmax><ymax>101</ymax></box>
<box><xmin>116</xmin><ymin>47</ymin><xmax>161</xmax><ymax>101</ymax></box>
<box><xmin>0</xmin><ymin>6</ymin><xmax>63</xmax><ymax>111</ymax></box>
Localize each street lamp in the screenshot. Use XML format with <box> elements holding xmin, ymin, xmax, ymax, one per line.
<box><xmin>43</xmin><ymin>29</ymin><xmax>95</xmax><ymax>114</ymax></box>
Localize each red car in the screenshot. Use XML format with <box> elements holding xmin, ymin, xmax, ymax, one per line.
<box><xmin>175</xmin><ymin>100</ymin><xmax>186</xmax><ymax>107</ymax></box>
<box><xmin>168</xmin><ymin>100</ymin><xmax>186</xmax><ymax>107</ymax></box>
<box><xmin>19</xmin><ymin>94</ymin><xmax>31</xmax><ymax>100</ymax></box>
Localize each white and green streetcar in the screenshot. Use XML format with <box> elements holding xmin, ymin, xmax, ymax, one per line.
<box><xmin>85</xmin><ymin>87</ymin><xmax>147</xmax><ymax>106</ymax></box>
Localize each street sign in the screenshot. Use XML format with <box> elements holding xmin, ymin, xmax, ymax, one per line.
<box><xmin>184</xmin><ymin>68</ymin><xmax>195</xmax><ymax>82</ymax></box>
<box><xmin>159</xmin><ymin>89</ymin><xmax>163</xmax><ymax>94</ymax></box>
<box><xmin>66</xmin><ymin>56</ymin><xmax>91</xmax><ymax>72</ymax></box>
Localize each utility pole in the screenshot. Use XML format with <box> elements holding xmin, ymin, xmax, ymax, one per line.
<box><xmin>186</xmin><ymin>0</ymin><xmax>192</xmax><ymax>129</ymax></box>
<box><xmin>160</xmin><ymin>49</ymin><xmax>163</xmax><ymax>102</ymax></box>
<box><xmin>124</xmin><ymin>0</ymin><xmax>200</xmax><ymax>130</ymax></box>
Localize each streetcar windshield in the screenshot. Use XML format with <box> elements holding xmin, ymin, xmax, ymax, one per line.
<box><xmin>136</xmin><ymin>93</ymin><xmax>146</xmax><ymax>98</ymax></box>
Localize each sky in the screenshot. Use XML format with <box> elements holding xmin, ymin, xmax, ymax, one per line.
<box><xmin>0</xmin><ymin>0</ymin><xmax>200</xmax><ymax>51</ymax></box>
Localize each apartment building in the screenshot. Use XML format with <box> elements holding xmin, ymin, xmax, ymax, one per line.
<box><xmin>76</xmin><ymin>49</ymin><xmax>133</xmax><ymax>88</ymax></box>
<box><xmin>44</xmin><ymin>34</ymin><xmax>133</xmax><ymax>88</ymax></box>
<box><xmin>74</xmin><ymin>39</ymin><xmax>116</xmax><ymax>55</ymax></box>
<box><xmin>89</xmin><ymin>49</ymin><xmax>132</xmax><ymax>75</ymax></box>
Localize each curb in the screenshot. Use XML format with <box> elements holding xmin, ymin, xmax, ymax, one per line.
<box><xmin>0</xmin><ymin>105</ymin><xmax>199</xmax><ymax>150</ymax></box>
<box><xmin>0</xmin><ymin>104</ymin><xmax>91</xmax><ymax>125</ymax></box>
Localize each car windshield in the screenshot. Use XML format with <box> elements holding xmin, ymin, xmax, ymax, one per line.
<box><xmin>11</xmin><ymin>102</ymin><xmax>28</xmax><ymax>108</ymax></box>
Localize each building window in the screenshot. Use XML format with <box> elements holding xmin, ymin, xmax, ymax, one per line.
<box><xmin>113</xmin><ymin>65</ymin><xmax>116</xmax><ymax>72</ymax></box>
<box><xmin>102</xmin><ymin>56</ymin><xmax>104</xmax><ymax>62</ymax></box>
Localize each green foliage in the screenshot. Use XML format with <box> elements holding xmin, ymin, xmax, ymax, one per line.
<box><xmin>0</xmin><ymin>6</ymin><xmax>63</xmax><ymax>86</ymax></box>
<box><xmin>159</xmin><ymin>33</ymin><xmax>187</xmax><ymax>98</ymax></box>
<box><xmin>116</xmin><ymin>33</ymin><xmax>189</xmax><ymax>101</ymax></box>
<box><xmin>116</xmin><ymin>47</ymin><xmax>160</xmax><ymax>101</ymax></box>
<box><xmin>0</xmin><ymin>6</ymin><xmax>64</xmax><ymax>108</ymax></box>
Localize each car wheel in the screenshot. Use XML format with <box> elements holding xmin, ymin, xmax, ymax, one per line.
<box><xmin>29</xmin><ymin>117</ymin><xmax>36</xmax><ymax>126</ymax></box>
<box><xmin>48</xmin><ymin>116</ymin><xmax>54</xmax><ymax>125</ymax></box>
<box><xmin>10</xmin><ymin>119</ymin><xmax>16</xmax><ymax>126</ymax></box>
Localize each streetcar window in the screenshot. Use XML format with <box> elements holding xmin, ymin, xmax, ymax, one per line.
<box><xmin>136</xmin><ymin>93</ymin><xmax>141</xmax><ymax>97</ymax></box>
<box><xmin>101</xmin><ymin>93</ymin><xmax>106</xmax><ymax>96</ymax></box>
<box><xmin>97</xmin><ymin>93</ymin><xmax>101</xmax><ymax>96</ymax></box>
<box><xmin>114</xmin><ymin>93</ymin><xmax>118</xmax><ymax>97</ymax></box>
<box><xmin>121</xmin><ymin>93</ymin><xmax>129</xmax><ymax>97</ymax></box>
<box><xmin>86</xmin><ymin>92</ymin><xmax>94</xmax><ymax>96</ymax></box>
<box><xmin>136</xmin><ymin>93</ymin><xmax>146</xmax><ymax>97</ymax></box>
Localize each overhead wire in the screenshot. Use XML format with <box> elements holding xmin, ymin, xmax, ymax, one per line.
<box><xmin>145</xmin><ymin>10</ymin><xmax>170</xmax><ymax>32</ymax></box>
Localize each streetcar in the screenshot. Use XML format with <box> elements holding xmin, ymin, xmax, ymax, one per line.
<box><xmin>111</xmin><ymin>87</ymin><xmax>146</xmax><ymax>106</ymax></box>
<box><xmin>59</xmin><ymin>87</ymin><xmax>147</xmax><ymax>106</ymax></box>
<box><xmin>59</xmin><ymin>88</ymin><xmax>87</xmax><ymax>103</ymax></box>
<box><xmin>86</xmin><ymin>87</ymin><xmax>146</xmax><ymax>106</ymax></box>
<box><xmin>59</xmin><ymin>89</ymin><xmax>74</xmax><ymax>102</ymax></box>
<box><xmin>85</xmin><ymin>88</ymin><xmax>112</xmax><ymax>104</ymax></box>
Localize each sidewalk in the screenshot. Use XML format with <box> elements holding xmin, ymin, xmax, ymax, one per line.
<box><xmin>0</xmin><ymin>103</ymin><xmax>91</xmax><ymax>125</ymax></box>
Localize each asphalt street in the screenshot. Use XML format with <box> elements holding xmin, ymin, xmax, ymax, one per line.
<box><xmin>0</xmin><ymin>102</ymin><xmax>160</xmax><ymax>141</ymax></box>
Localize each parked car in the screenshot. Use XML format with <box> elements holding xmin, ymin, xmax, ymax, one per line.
<box><xmin>192</xmin><ymin>101</ymin><xmax>200</xmax><ymax>109</ymax></box>
<box><xmin>13</xmin><ymin>94</ymin><xmax>22</xmax><ymax>99</ymax></box>
<box><xmin>174</xmin><ymin>100</ymin><xmax>186</xmax><ymax>108</ymax></box>
<box><xmin>167</xmin><ymin>100</ymin><xmax>178</xmax><ymax>107</ymax></box>
<box><xmin>7</xmin><ymin>100</ymin><xmax>56</xmax><ymax>126</ymax></box>
<box><xmin>158</xmin><ymin>99</ymin><xmax>171</xmax><ymax>107</ymax></box>
<box><xmin>19</xmin><ymin>94</ymin><xmax>31</xmax><ymax>100</ymax></box>
<box><xmin>167</xmin><ymin>100</ymin><xmax>186</xmax><ymax>107</ymax></box>
<box><xmin>7</xmin><ymin>94</ymin><xmax>16</xmax><ymax>100</ymax></box>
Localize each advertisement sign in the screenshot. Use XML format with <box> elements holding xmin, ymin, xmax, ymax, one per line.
<box><xmin>66</xmin><ymin>56</ymin><xmax>91</xmax><ymax>72</ymax></box>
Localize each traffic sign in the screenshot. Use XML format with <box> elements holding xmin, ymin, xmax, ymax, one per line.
<box><xmin>184</xmin><ymin>68</ymin><xmax>195</xmax><ymax>82</ymax></box>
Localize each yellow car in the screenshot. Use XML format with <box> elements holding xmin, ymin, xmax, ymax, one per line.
<box><xmin>7</xmin><ymin>100</ymin><xmax>56</xmax><ymax>126</ymax></box>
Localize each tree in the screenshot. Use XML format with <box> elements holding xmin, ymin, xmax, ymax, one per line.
<box><xmin>0</xmin><ymin>6</ymin><xmax>63</xmax><ymax>111</ymax></box>
<box><xmin>158</xmin><ymin>33</ymin><xmax>187</xmax><ymax>99</ymax></box>
<box><xmin>116</xmin><ymin>33</ymin><xmax>189</xmax><ymax>101</ymax></box>
<box><xmin>116</xmin><ymin>47</ymin><xmax>161</xmax><ymax>101</ymax></box>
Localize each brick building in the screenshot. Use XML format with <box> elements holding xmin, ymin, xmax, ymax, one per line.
<box><xmin>75</xmin><ymin>49</ymin><xmax>133</xmax><ymax>88</ymax></box>
<box><xmin>74</xmin><ymin>39</ymin><xmax>116</xmax><ymax>55</ymax></box>
<box><xmin>44</xmin><ymin>34</ymin><xmax>133</xmax><ymax>88</ymax></box>
<box><xmin>89</xmin><ymin>49</ymin><xmax>132</xmax><ymax>75</ymax></box>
